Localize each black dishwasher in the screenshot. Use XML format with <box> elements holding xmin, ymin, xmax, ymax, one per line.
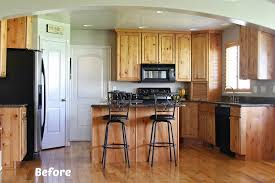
<box><xmin>215</xmin><ymin>106</ymin><xmax>235</xmax><ymax>157</ymax></box>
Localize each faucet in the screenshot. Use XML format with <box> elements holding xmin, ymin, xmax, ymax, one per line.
<box><xmin>225</xmin><ymin>86</ymin><xmax>237</xmax><ymax>103</ymax></box>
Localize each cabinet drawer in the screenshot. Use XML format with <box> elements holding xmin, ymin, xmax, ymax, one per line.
<box><xmin>230</xmin><ymin>106</ymin><xmax>241</xmax><ymax>117</ymax></box>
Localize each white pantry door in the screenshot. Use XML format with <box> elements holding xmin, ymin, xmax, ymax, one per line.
<box><xmin>70</xmin><ymin>46</ymin><xmax>109</xmax><ymax>141</ymax></box>
<box><xmin>41</xmin><ymin>39</ymin><xmax>66</xmax><ymax>149</ymax></box>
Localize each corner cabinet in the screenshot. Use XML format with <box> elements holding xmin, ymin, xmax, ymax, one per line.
<box><xmin>176</xmin><ymin>33</ymin><xmax>191</xmax><ymax>81</ymax></box>
<box><xmin>240</xmin><ymin>26</ymin><xmax>275</xmax><ymax>80</ymax></box>
<box><xmin>0</xmin><ymin>20</ymin><xmax>7</xmax><ymax>78</ymax></box>
<box><xmin>7</xmin><ymin>16</ymin><xmax>33</xmax><ymax>49</ymax></box>
<box><xmin>142</xmin><ymin>32</ymin><xmax>159</xmax><ymax>64</ymax></box>
<box><xmin>116</xmin><ymin>31</ymin><xmax>141</xmax><ymax>81</ymax></box>
<box><xmin>0</xmin><ymin>106</ymin><xmax>27</xmax><ymax>169</ymax></box>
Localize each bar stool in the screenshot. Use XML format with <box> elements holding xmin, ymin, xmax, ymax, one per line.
<box><xmin>101</xmin><ymin>91</ymin><xmax>131</xmax><ymax>169</ymax></box>
<box><xmin>147</xmin><ymin>93</ymin><xmax>179</xmax><ymax>167</ymax></box>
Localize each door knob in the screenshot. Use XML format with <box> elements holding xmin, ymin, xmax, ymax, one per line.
<box><xmin>61</xmin><ymin>99</ymin><xmax>66</xmax><ymax>102</ymax></box>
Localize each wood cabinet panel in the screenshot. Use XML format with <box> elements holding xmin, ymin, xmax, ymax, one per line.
<box><xmin>191</xmin><ymin>82</ymin><xmax>208</xmax><ymax>101</ymax></box>
<box><xmin>192</xmin><ymin>33</ymin><xmax>208</xmax><ymax>81</ymax></box>
<box><xmin>142</xmin><ymin>33</ymin><xmax>158</xmax><ymax>64</ymax></box>
<box><xmin>180</xmin><ymin>103</ymin><xmax>198</xmax><ymax>138</ymax></box>
<box><xmin>158</xmin><ymin>33</ymin><xmax>175</xmax><ymax>64</ymax></box>
<box><xmin>176</xmin><ymin>33</ymin><xmax>191</xmax><ymax>81</ymax></box>
<box><xmin>258</xmin><ymin>31</ymin><xmax>275</xmax><ymax>80</ymax></box>
<box><xmin>0</xmin><ymin>107</ymin><xmax>27</xmax><ymax>169</ymax></box>
<box><xmin>0</xmin><ymin>20</ymin><xmax>7</xmax><ymax>78</ymax></box>
<box><xmin>7</xmin><ymin>16</ymin><xmax>32</xmax><ymax>49</ymax></box>
<box><xmin>117</xmin><ymin>32</ymin><xmax>141</xmax><ymax>81</ymax></box>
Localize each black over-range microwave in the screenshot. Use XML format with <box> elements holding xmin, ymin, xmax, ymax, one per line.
<box><xmin>141</xmin><ymin>64</ymin><xmax>176</xmax><ymax>83</ymax></box>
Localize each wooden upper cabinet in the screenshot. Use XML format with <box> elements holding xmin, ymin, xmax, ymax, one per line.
<box><xmin>0</xmin><ymin>20</ymin><xmax>7</xmax><ymax>78</ymax></box>
<box><xmin>192</xmin><ymin>33</ymin><xmax>208</xmax><ymax>82</ymax></box>
<box><xmin>176</xmin><ymin>33</ymin><xmax>191</xmax><ymax>81</ymax></box>
<box><xmin>117</xmin><ymin>32</ymin><xmax>141</xmax><ymax>81</ymax></box>
<box><xmin>142</xmin><ymin>33</ymin><xmax>158</xmax><ymax>64</ymax></box>
<box><xmin>158</xmin><ymin>33</ymin><xmax>175</xmax><ymax>64</ymax></box>
<box><xmin>7</xmin><ymin>16</ymin><xmax>33</xmax><ymax>49</ymax></box>
<box><xmin>240</xmin><ymin>26</ymin><xmax>275</xmax><ymax>80</ymax></box>
<box><xmin>258</xmin><ymin>31</ymin><xmax>275</xmax><ymax>80</ymax></box>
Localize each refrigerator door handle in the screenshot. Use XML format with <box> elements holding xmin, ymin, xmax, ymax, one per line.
<box><xmin>41</xmin><ymin>59</ymin><xmax>46</xmax><ymax>140</ymax></box>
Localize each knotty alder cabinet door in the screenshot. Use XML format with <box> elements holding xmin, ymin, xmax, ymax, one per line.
<box><xmin>240</xmin><ymin>26</ymin><xmax>275</xmax><ymax>80</ymax></box>
<box><xmin>117</xmin><ymin>32</ymin><xmax>141</xmax><ymax>81</ymax></box>
<box><xmin>158</xmin><ymin>33</ymin><xmax>175</xmax><ymax>64</ymax></box>
<box><xmin>180</xmin><ymin>103</ymin><xmax>198</xmax><ymax>138</ymax></box>
<box><xmin>0</xmin><ymin>20</ymin><xmax>7</xmax><ymax>78</ymax></box>
<box><xmin>176</xmin><ymin>33</ymin><xmax>191</xmax><ymax>81</ymax></box>
<box><xmin>192</xmin><ymin>33</ymin><xmax>208</xmax><ymax>82</ymax></box>
<box><xmin>7</xmin><ymin>16</ymin><xmax>33</xmax><ymax>49</ymax></box>
<box><xmin>142</xmin><ymin>32</ymin><xmax>159</xmax><ymax>64</ymax></box>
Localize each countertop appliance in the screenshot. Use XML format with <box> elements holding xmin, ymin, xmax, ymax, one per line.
<box><xmin>136</xmin><ymin>88</ymin><xmax>172</xmax><ymax>102</ymax></box>
<box><xmin>215</xmin><ymin>105</ymin><xmax>235</xmax><ymax>157</ymax></box>
<box><xmin>0</xmin><ymin>48</ymin><xmax>46</xmax><ymax>160</ymax></box>
<box><xmin>141</xmin><ymin>64</ymin><xmax>175</xmax><ymax>83</ymax></box>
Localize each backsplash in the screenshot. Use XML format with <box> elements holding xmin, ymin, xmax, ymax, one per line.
<box><xmin>109</xmin><ymin>81</ymin><xmax>185</xmax><ymax>93</ymax></box>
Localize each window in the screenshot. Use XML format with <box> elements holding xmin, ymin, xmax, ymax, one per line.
<box><xmin>225</xmin><ymin>42</ymin><xmax>251</xmax><ymax>92</ymax></box>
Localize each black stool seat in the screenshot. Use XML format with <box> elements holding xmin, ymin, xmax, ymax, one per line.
<box><xmin>103</xmin><ymin>114</ymin><xmax>128</xmax><ymax>121</ymax></box>
<box><xmin>150</xmin><ymin>115</ymin><xmax>175</xmax><ymax>121</ymax></box>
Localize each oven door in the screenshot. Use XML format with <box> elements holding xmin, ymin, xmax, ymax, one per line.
<box><xmin>141</xmin><ymin>64</ymin><xmax>175</xmax><ymax>82</ymax></box>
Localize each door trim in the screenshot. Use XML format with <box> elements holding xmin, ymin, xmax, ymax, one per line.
<box><xmin>69</xmin><ymin>45</ymin><xmax>111</xmax><ymax>142</ymax></box>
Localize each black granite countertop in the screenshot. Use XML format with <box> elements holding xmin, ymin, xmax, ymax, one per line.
<box><xmin>0</xmin><ymin>104</ymin><xmax>28</xmax><ymax>108</ymax></box>
<box><xmin>91</xmin><ymin>101</ymin><xmax>186</xmax><ymax>107</ymax></box>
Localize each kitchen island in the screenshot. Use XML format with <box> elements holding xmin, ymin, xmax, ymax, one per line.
<box><xmin>90</xmin><ymin>103</ymin><xmax>181</xmax><ymax>163</ymax></box>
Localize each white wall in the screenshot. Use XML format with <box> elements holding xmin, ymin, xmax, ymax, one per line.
<box><xmin>222</xmin><ymin>25</ymin><xmax>275</xmax><ymax>97</ymax></box>
<box><xmin>71</xmin><ymin>29</ymin><xmax>185</xmax><ymax>93</ymax></box>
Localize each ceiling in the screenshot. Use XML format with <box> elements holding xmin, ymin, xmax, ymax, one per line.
<box><xmin>40</xmin><ymin>6</ymin><xmax>231</xmax><ymax>31</ymax></box>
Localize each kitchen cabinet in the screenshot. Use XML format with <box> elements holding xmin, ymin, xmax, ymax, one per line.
<box><xmin>180</xmin><ymin>102</ymin><xmax>198</xmax><ymax>138</ymax></box>
<box><xmin>0</xmin><ymin>106</ymin><xmax>27</xmax><ymax>169</ymax></box>
<box><xmin>191</xmin><ymin>31</ymin><xmax>222</xmax><ymax>102</ymax></box>
<box><xmin>7</xmin><ymin>16</ymin><xmax>33</xmax><ymax>49</ymax></box>
<box><xmin>192</xmin><ymin>33</ymin><xmax>208</xmax><ymax>82</ymax></box>
<box><xmin>116</xmin><ymin>31</ymin><xmax>141</xmax><ymax>81</ymax></box>
<box><xmin>198</xmin><ymin>103</ymin><xmax>216</xmax><ymax>145</ymax></box>
<box><xmin>176</xmin><ymin>33</ymin><xmax>191</xmax><ymax>81</ymax></box>
<box><xmin>230</xmin><ymin>106</ymin><xmax>246</xmax><ymax>155</ymax></box>
<box><xmin>240</xmin><ymin>26</ymin><xmax>275</xmax><ymax>80</ymax></box>
<box><xmin>142</xmin><ymin>32</ymin><xmax>159</xmax><ymax>64</ymax></box>
<box><xmin>158</xmin><ymin>33</ymin><xmax>175</xmax><ymax>64</ymax></box>
<box><xmin>0</xmin><ymin>20</ymin><xmax>7</xmax><ymax>78</ymax></box>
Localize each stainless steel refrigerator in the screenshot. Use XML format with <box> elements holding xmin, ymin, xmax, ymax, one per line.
<box><xmin>0</xmin><ymin>48</ymin><xmax>46</xmax><ymax>160</ymax></box>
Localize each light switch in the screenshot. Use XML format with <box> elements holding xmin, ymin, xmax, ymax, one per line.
<box><xmin>253</xmin><ymin>86</ymin><xmax>257</xmax><ymax>93</ymax></box>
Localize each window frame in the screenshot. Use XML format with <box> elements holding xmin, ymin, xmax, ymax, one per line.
<box><xmin>224</xmin><ymin>41</ymin><xmax>252</xmax><ymax>93</ymax></box>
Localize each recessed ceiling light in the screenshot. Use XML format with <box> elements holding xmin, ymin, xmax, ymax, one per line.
<box><xmin>156</xmin><ymin>10</ymin><xmax>164</xmax><ymax>14</ymax></box>
<box><xmin>138</xmin><ymin>26</ymin><xmax>147</xmax><ymax>29</ymax></box>
<box><xmin>224</xmin><ymin>0</ymin><xmax>239</xmax><ymax>2</ymax></box>
<box><xmin>83</xmin><ymin>24</ymin><xmax>93</xmax><ymax>27</ymax></box>
<box><xmin>190</xmin><ymin>28</ymin><xmax>198</xmax><ymax>31</ymax></box>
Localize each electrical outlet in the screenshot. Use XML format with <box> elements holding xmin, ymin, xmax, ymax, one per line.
<box><xmin>112</xmin><ymin>86</ymin><xmax>117</xmax><ymax>91</ymax></box>
<box><xmin>260</xmin><ymin>86</ymin><xmax>266</xmax><ymax>93</ymax></box>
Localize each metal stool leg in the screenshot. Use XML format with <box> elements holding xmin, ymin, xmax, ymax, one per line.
<box><xmin>151</xmin><ymin>121</ymin><xmax>157</xmax><ymax>167</ymax></box>
<box><xmin>121</xmin><ymin>123</ymin><xmax>127</xmax><ymax>164</ymax></box>
<box><xmin>102</xmin><ymin>122</ymin><xmax>110</xmax><ymax>169</ymax></box>
<box><xmin>122</xmin><ymin>123</ymin><xmax>130</xmax><ymax>168</ymax></box>
<box><xmin>101</xmin><ymin>122</ymin><xmax>109</xmax><ymax>164</ymax></box>
<box><xmin>147</xmin><ymin>121</ymin><xmax>155</xmax><ymax>162</ymax></box>
<box><xmin>169</xmin><ymin>122</ymin><xmax>177</xmax><ymax>166</ymax></box>
<box><xmin>167</xmin><ymin>121</ymin><xmax>172</xmax><ymax>161</ymax></box>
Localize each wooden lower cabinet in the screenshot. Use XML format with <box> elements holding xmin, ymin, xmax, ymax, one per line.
<box><xmin>198</xmin><ymin>103</ymin><xmax>215</xmax><ymax>145</ymax></box>
<box><xmin>0</xmin><ymin>106</ymin><xmax>27</xmax><ymax>169</ymax></box>
<box><xmin>91</xmin><ymin>106</ymin><xmax>179</xmax><ymax>163</ymax></box>
<box><xmin>180</xmin><ymin>103</ymin><xmax>198</xmax><ymax>138</ymax></box>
